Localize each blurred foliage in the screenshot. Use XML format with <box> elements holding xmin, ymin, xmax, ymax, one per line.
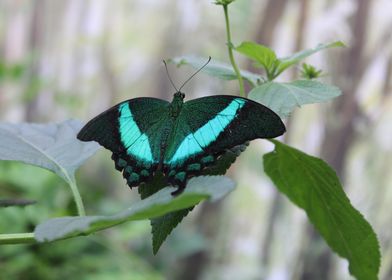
<box><xmin>0</xmin><ymin>161</ymin><xmax>199</xmax><ymax>279</ymax></box>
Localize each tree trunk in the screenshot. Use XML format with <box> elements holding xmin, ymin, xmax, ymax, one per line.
<box><xmin>24</xmin><ymin>0</ymin><xmax>45</xmax><ymax>122</ymax></box>
<box><xmin>299</xmin><ymin>1</ymin><xmax>372</xmax><ymax>279</ymax></box>
<box><xmin>258</xmin><ymin>0</ymin><xmax>308</xmax><ymax>276</ymax></box>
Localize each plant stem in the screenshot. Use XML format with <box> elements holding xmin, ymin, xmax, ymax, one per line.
<box><xmin>67</xmin><ymin>175</ymin><xmax>86</xmax><ymax>216</ymax></box>
<box><xmin>0</xmin><ymin>232</ymin><xmax>36</xmax><ymax>245</ymax></box>
<box><xmin>223</xmin><ymin>4</ymin><xmax>246</xmax><ymax>97</ymax></box>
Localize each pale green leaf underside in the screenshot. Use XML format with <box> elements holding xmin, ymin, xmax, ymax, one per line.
<box><xmin>170</xmin><ymin>55</ymin><xmax>261</xmax><ymax>86</ymax></box>
<box><xmin>249</xmin><ymin>80</ymin><xmax>341</xmax><ymax>118</ymax></box>
<box><xmin>0</xmin><ymin>119</ymin><xmax>100</xmax><ymax>182</ymax></box>
<box><xmin>277</xmin><ymin>41</ymin><xmax>345</xmax><ymax>74</ymax></box>
<box><xmin>34</xmin><ymin>176</ymin><xmax>235</xmax><ymax>242</ymax></box>
<box><xmin>264</xmin><ymin>140</ymin><xmax>380</xmax><ymax>280</ymax></box>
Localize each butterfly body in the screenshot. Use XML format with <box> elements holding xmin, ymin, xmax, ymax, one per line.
<box><xmin>78</xmin><ymin>92</ymin><xmax>285</xmax><ymax>194</ymax></box>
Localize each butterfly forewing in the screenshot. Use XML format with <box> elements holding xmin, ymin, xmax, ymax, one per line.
<box><xmin>161</xmin><ymin>95</ymin><xmax>285</xmax><ymax>191</ymax></box>
<box><xmin>78</xmin><ymin>97</ymin><xmax>170</xmax><ymax>187</ymax></box>
<box><xmin>164</xmin><ymin>95</ymin><xmax>285</xmax><ymax>164</ymax></box>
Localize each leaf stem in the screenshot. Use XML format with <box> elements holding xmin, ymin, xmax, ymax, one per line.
<box><xmin>223</xmin><ymin>4</ymin><xmax>245</xmax><ymax>97</ymax></box>
<box><xmin>66</xmin><ymin>175</ymin><xmax>86</xmax><ymax>216</ymax></box>
<box><xmin>0</xmin><ymin>232</ymin><xmax>36</xmax><ymax>245</ymax></box>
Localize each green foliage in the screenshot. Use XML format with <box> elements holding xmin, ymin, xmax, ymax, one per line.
<box><xmin>34</xmin><ymin>176</ymin><xmax>235</xmax><ymax>242</ymax></box>
<box><xmin>235</xmin><ymin>42</ymin><xmax>278</xmax><ymax>80</ymax></box>
<box><xmin>214</xmin><ymin>0</ymin><xmax>236</xmax><ymax>6</ymax></box>
<box><xmin>0</xmin><ymin>199</ymin><xmax>36</xmax><ymax>208</ymax></box>
<box><xmin>0</xmin><ymin>120</ymin><xmax>99</xmax><ymax>182</ymax></box>
<box><xmin>146</xmin><ymin>143</ymin><xmax>247</xmax><ymax>254</ymax></box>
<box><xmin>248</xmin><ymin>80</ymin><xmax>341</xmax><ymax>118</ymax></box>
<box><xmin>264</xmin><ymin>140</ymin><xmax>380</xmax><ymax>280</ymax></box>
<box><xmin>0</xmin><ymin>120</ymin><xmax>100</xmax><ymax>216</ymax></box>
<box><xmin>300</xmin><ymin>63</ymin><xmax>323</xmax><ymax>79</ymax></box>
<box><xmin>236</xmin><ymin>41</ymin><xmax>344</xmax><ymax>80</ymax></box>
<box><xmin>0</xmin><ymin>61</ymin><xmax>25</xmax><ymax>81</ymax></box>
<box><xmin>151</xmin><ymin>207</ymin><xmax>193</xmax><ymax>255</ymax></box>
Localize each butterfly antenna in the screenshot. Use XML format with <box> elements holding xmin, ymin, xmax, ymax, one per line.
<box><xmin>178</xmin><ymin>56</ymin><xmax>211</xmax><ymax>92</ymax></box>
<box><xmin>163</xmin><ymin>59</ymin><xmax>179</xmax><ymax>92</ymax></box>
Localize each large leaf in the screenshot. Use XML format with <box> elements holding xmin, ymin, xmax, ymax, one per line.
<box><xmin>0</xmin><ymin>120</ymin><xmax>100</xmax><ymax>183</ymax></box>
<box><xmin>249</xmin><ymin>80</ymin><xmax>341</xmax><ymax>118</ymax></box>
<box><xmin>264</xmin><ymin>140</ymin><xmax>380</xmax><ymax>280</ymax></box>
<box><xmin>35</xmin><ymin>176</ymin><xmax>235</xmax><ymax>245</ymax></box>
<box><xmin>170</xmin><ymin>55</ymin><xmax>261</xmax><ymax>86</ymax></box>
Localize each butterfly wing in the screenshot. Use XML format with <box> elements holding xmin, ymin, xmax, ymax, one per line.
<box><xmin>77</xmin><ymin>97</ymin><xmax>171</xmax><ymax>187</ymax></box>
<box><xmin>163</xmin><ymin>95</ymin><xmax>285</xmax><ymax>189</ymax></box>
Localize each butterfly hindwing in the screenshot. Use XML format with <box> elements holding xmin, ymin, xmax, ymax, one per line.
<box><xmin>77</xmin><ymin>97</ymin><xmax>170</xmax><ymax>187</ymax></box>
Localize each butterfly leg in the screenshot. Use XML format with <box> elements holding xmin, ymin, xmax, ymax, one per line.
<box><xmin>169</xmin><ymin>170</ymin><xmax>188</xmax><ymax>196</ymax></box>
<box><xmin>171</xmin><ymin>183</ymin><xmax>185</xmax><ymax>196</ymax></box>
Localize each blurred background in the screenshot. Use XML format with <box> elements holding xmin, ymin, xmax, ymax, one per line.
<box><xmin>1</xmin><ymin>0</ymin><xmax>391</xmax><ymax>279</ymax></box>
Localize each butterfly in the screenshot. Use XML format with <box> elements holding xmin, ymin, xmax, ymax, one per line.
<box><xmin>77</xmin><ymin>60</ymin><xmax>285</xmax><ymax>195</ymax></box>
<box><xmin>77</xmin><ymin>92</ymin><xmax>285</xmax><ymax>194</ymax></box>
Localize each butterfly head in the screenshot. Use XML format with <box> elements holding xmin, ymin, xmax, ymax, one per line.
<box><xmin>170</xmin><ymin>91</ymin><xmax>185</xmax><ymax>117</ymax></box>
<box><xmin>173</xmin><ymin>91</ymin><xmax>185</xmax><ymax>101</ymax></box>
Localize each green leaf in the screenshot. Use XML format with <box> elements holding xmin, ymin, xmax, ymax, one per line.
<box><xmin>137</xmin><ymin>172</ymin><xmax>194</xmax><ymax>254</ymax></box>
<box><xmin>170</xmin><ymin>55</ymin><xmax>261</xmax><ymax>86</ymax></box>
<box><xmin>0</xmin><ymin>119</ymin><xmax>100</xmax><ymax>215</ymax></box>
<box><xmin>148</xmin><ymin>143</ymin><xmax>248</xmax><ymax>254</ymax></box>
<box><xmin>151</xmin><ymin>207</ymin><xmax>193</xmax><ymax>254</ymax></box>
<box><xmin>0</xmin><ymin>120</ymin><xmax>100</xmax><ymax>184</ymax></box>
<box><xmin>300</xmin><ymin>63</ymin><xmax>323</xmax><ymax>79</ymax></box>
<box><xmin>235</xmin><ymin>41</ymin><xmax>278</xmax><ymax>78</ymax></box>
<box><xmin>235</xmin><ymin>41</ymin><xmax>344</xmax><ymax>80</ymax></box>
<box><xmin>214</xmin><ymin>0</ymin><xmax>236</xmax><ymax>5</ymax></box>
<box><xmin>34</xmin><ymin>176</ymin><xmax>235</xmax><ymax>245</ymax></box>
<box><xmin>248</xmin><ymin>80</ymin><xmax>341</xmax><ymax>118</ymax></box>
<box><xmin>276</xmin><ymin>41</ymin><xmax>345</xmax><ymax>76</ymax></box>
<box><xmin>264</xmin><ymin>140</ymin><xmax>380</xmax><ymax>280</ymax></box>
<box><xmin>0</xmin><ymin>199</ymin><xmax>36</xmax><ymax>208</ymax></box>
<box><xmin>138</xmin><ymin>171</ymin><xmax>167</xmax><ymax>199</ymax></box>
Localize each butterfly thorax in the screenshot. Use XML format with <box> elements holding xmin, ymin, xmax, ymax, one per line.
<box><xmin>169</xmin><ymin>92</ymin><xmax>185</xmax><ymax>118</ymax></box>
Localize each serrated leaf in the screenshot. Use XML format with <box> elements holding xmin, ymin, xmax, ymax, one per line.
<box><xmin>170</xmin><ymin>55</ymin><xmax>261</xmax><ymax>86</ymax></box>
<box><xmin>138</xmin><ymin>171</ymin><xmax>167</xmax><ymax>199</ymax></box>
<box><xmin>151</xmin><ymin>207</ymin><xmax>193</xmax><ymax>254</ymax></box>
<box><xmin>34</xmin><ymin>176</ymin><xmax>235</xmax><ymax>246</ymax></box>
<box><xmin>264</xmin><ymin>140</ymin><xmax>380</xmax><ymax>280</ymax></box>
<box><xmin>149</xmin><ymin>142</ymin><xmax>249</xmax><ymax>253</ymax></box>
<box><xmin>0</xmin><ymin>120</ymin><xmax>100</xmax><ymax>184</ymax></box>
<box><xmin>249</xmin><ymin>80</ymin><xmax>341</xmax><ymax>118</ymax></box>
<box><xmin>235</xmin><ymin>41</ymin><xmax>278</xmax><ymax>76</ymax></box>
<box><xmin>276</xmin><ymin>41</ymin><xmax>345</xmax><ymax>76</ymax></box>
